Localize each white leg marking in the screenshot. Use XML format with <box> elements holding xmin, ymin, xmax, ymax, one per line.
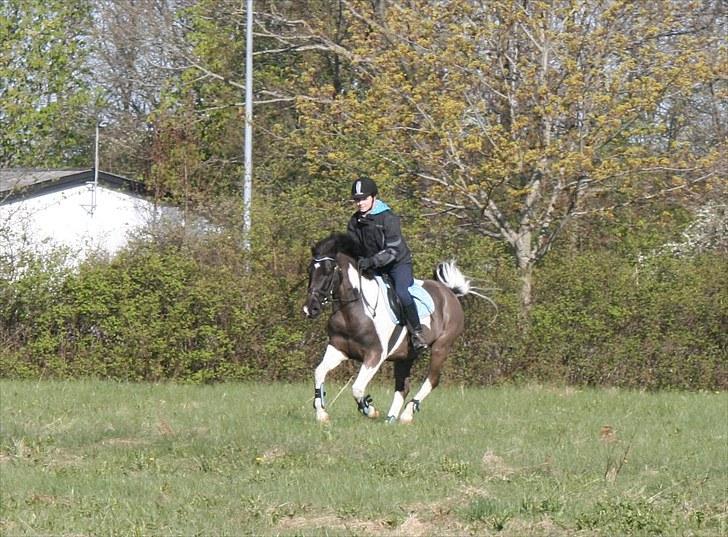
<box><xmin>315</xmin><ymin>345</ymin><xmax>346</xmax><ymax>386</ymax></box>
<box><xmin>352</xmin><ymin>363</ymin><xmax>381</xmax><ymax>400</ymax></box>
<box><xmin>314</xmin><ymin>345</ymin><xmax>347</xmax><ymax>422</ymax></box>
<box><xmin>352</xmin><ymin>361</ymin><xmax>386</xmax><ymax>418</ymax></box>
<box><xmin>410</xmin><ymin>378</ymin><xmax>434</xmax><ymax>403</ymax></box>
<box><xmin>400</xmin><ymin>379</ymin><xmax>434</xmax><ymax>424</ymax></box>
<box><xmin>386</xmin><ymin>391</ymin><xmax>405</xmax><ymax>422</ymax></box>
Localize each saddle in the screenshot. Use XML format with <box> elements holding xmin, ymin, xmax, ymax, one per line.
<box><xmin>373</xmin><ymin>274</ymin><xmax>435</xmax><ymax>325</ymax></box>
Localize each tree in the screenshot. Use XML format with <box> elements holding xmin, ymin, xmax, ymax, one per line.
<box><xmin>259</xmin><ymin>0</ymin><xmax>726</xmax><ymax>318</ymax></box>
<box><xmin>0</xmin><ymin>0</ymin><xmax>95</xmax><ymax>167</ymax></box>
<box><xmin>86</xmin><ymin>0</ymin><xmax>192</xmax><ymax>179</ymax></box>
<box><xmin>118</xmin><ymin>0</ymin><xmax>351</xmax><ymax>238</ymax></box>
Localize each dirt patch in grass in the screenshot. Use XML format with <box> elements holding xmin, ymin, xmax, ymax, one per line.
<box><xmin>276</xmin><ymin>514</ymin><xmax>386</xmax><ymax>534</ymax></box>
<box><xmin>255</xmin><ymin>446</ymin><xmax>287</xmax><ymax>465</ymax></box>
<box><xmin>481</xmin><ymin>449</ymin><xmax>515</xmax><ymax>480</ymax></box>
<box><xmin>43</xmin><ymin>447</ymin><xmax>84</xmax><ymax>469</ymax></box>
<box><xmin>98</xmin><ymin>437</ymin><xmax>150</xmax><ymax>447</ymax></box>
<box><xmin>276</xmin><ymin>509</ymin><xmax>471</xmax><ymax>536</ymax></box>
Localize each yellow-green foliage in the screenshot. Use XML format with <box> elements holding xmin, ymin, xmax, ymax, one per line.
<box><xmin>284</xmin><ymin>0</ymin><xmax>726</xmax><ymax>314</ymax></box>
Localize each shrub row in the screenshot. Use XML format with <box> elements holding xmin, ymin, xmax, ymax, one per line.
<box><xmin>0</xmin><ymin>235</ymin><xmax>725</xmax><ymax>389</ymax></box>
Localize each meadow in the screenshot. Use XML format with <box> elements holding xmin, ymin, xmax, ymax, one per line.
<box><xmin>1</xmin><ymin>380</ymin><xmax>726</xmax><ymax>536</ymax></box>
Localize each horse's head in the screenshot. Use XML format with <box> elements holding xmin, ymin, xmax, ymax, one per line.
<box><xmin>303</xmin><ymin>233</ymin><xmax>363</xmax><ymax>319</ymax></box>
<box><xmin>303</xmin><ymin>254</ymin><xmax>340</xmax><ymax>319</ymax></box>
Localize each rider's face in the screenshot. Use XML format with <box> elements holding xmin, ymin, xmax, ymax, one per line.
<box><xmin>354</xmin><ymin>195</ymin><xmax>375</xmax><ymax>214</ymax></box>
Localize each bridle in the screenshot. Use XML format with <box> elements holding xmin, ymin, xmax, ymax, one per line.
<box><xmin>307</xmin><ymin>256</ymin><xmax>339</xmax><ymax>307</ymax></box>
<box><xmin>307</xmin><ymin>255</ymin><xmax>360</xmax><ymax>309</ymax></box>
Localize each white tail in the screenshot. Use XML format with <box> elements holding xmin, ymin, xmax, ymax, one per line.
<box><xmin>436</xmin><ymin>260</ymin><xmax>497</xmax><ymax>309</ymax></box>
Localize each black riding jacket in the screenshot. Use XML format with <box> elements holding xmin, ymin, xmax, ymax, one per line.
<box><xmin>347</xmin><ymin>200</ymin><xmax>412</xmax><ymax>269</ymax></box>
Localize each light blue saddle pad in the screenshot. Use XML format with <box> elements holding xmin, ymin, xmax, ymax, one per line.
<box><xmin>374</xmin><ymin>276</ymin><xmax>435</xmax><ymax>324</ymax></box>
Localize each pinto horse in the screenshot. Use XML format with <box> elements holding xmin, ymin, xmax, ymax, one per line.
<box><xmin>303</xmin><ymin>233</ymin><xmax>483</xmax><ymax>424</ymax></box>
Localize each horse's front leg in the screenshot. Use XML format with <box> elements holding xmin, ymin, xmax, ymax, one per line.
<box><xmin>351</xmin><ymin>353</ymin><xmax>387</xmax><ymax>419</ymax></box>
<box><xmin>314</xmin><ymin>345</ymin><xmax>347</xmax><ymax>422</ymax></box>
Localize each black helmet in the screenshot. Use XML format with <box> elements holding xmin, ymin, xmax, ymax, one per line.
<box><xmin>351</xmin><ymin>175</ymin><xmax>378</xmax><ymax>200</ymax></box>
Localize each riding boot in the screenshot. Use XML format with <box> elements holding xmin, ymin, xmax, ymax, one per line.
<box><xmin>403</xmin><ymin>302</ymin><xmax>428</xmax><ymax>355</ymax></box>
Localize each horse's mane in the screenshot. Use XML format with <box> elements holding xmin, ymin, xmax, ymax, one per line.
<box><xmin>312</xmin><ymin>233</ymin><xmax>364</xmax><ymax>259</ymax></box>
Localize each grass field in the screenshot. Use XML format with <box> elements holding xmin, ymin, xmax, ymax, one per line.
<box><xmin>1</xmin><ymin>380</ymin><xmax>726</xmax><ymax>536</ymax></box>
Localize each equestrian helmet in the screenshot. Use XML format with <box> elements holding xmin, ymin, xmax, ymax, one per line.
<box><xmin>351</xmin><ymin>175</ymin><xmax>378</xmax><ymax>200</ymax></box>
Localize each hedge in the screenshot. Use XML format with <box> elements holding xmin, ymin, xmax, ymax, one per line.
<box><xmin>0</xmin><ymin>233</ymin><xmax>725</xmax><ymax>389</ymax></box>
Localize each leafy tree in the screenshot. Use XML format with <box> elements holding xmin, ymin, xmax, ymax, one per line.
<box><xmin>0</xmin><ymin>0</ymin><xmax>95</xmax><ymax>167</ymax></box>
<box><xmin>259</xmin><ymin>0</ymin><xmax>727</xmax><ymax>318</ymax></box>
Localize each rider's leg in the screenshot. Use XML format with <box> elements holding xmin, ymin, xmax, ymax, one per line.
<box><xmin>389</xmin><ymin>263</ymin><xmax>428</xmax><ymax>355</ymax></box>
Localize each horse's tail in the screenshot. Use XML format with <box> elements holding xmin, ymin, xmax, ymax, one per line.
<box><xmin>435</xmin><ymin>260</ymin><xmax>497</xmax><ymax>310</ymax></box>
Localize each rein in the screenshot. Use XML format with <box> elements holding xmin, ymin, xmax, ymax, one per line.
<box><xmin>358</xmin><ymin>266</ymin><xmax>379</xmax><ymax>317</ymax></box>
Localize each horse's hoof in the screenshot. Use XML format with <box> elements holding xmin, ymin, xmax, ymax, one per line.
<box><xmin>316</xmin><ymin>411</ymin><xmax>330</xmax><ymax>423</ymax></box>
<box><xmin>367</xmin><ymin>407</ymin><xmax>380</xmax><ymax>419</ymax></box>
<box><xmin>400</xmin><ymin>403</ymin><xmax>415</xmax><ymax>424</ymax></box>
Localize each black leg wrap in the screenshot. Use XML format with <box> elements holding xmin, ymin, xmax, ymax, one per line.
<box><xmin>411</xmin><ymin>399</ymin><xmax>421</xmax><ymax>413</ymax></box>
<box><xmin>314</xmin><ymin>387</ymin><xmax>325</xmax><ymax>409</ymax></box>
<box><xmin>357</xmin><ymin>394</ymin><xmax>373</xmax><ymax>415</ymax></box>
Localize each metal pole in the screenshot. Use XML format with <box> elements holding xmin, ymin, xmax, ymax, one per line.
<box><xmin>243</xmin><ymin>0</ymin><xmax>254</xmax><ymax>251</ymax></box>
<box><xmin>92</xmin><ymin>121</ymin><xmax>99</xmax><ymax>215</ymax></box>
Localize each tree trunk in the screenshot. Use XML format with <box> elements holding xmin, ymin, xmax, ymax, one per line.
<box><xmin>514</xmin><ymin>232</ymin><xmax>535</xmax><ymax>322</ymax></box>
<box><xmin>517</xmin><ymin>261</ymin><xmax>534</xmax><ymax>323</ymax></box>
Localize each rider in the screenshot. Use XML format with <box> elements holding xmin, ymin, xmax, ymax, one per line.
<box><xmin>347</xmin><ymin>175</ymin><xmax>428</xmax><ymax>355</ymax></box>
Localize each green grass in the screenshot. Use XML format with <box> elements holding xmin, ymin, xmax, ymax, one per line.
<box><xmin>1</xmin><ymin>380</ymin><xmax>726</xmax><ymax>536</ymax></box>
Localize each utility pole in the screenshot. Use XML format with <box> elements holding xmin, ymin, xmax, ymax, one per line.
<box><xmin>242</xmin><ymin>0</ymin><xmax>254</xmax><ymax>251</ymax></box>
<box><xmin>88</xmin><ymin>120</ymin><xmax>106</xmax><ymax>216</ymax></box>
<box><xmin>92</xmin><ymin>121</ymin><xmax>100</xmax><ymax>215</ymax></box>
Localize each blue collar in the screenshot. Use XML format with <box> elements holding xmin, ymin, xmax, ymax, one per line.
<box><xmin>369</xmin><ymin>199</ymin><xmax>391</xmax><ymax>215</ymax></box>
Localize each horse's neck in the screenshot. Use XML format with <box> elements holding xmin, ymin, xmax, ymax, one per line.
<box><xmin>339</xmin><ymin>258</ymin><xmax>381</xmax><ymax>305</ymax></box>
<box><xmin>338</xmin><ymin>254</ymin><xmax>358</xmax><ymax>301</ymax></box>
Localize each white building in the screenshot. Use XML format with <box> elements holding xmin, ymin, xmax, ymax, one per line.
<box><xmin>0</xmin><ymin>169</ymin><xmax>165</xmax><ymax>258</ymax></box>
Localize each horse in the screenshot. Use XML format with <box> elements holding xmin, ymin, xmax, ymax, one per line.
<box><xmin>302</xmin><ymin>232</ymin><xmax>485</xmax><ymax>424</ymax></box>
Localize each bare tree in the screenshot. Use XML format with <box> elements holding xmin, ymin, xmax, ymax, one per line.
<box><xmin>87</xmin><ymin>0</ymin><xmax>193</xmax><ymax>177</ymax></box>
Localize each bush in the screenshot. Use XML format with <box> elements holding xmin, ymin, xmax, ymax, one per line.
<box><xmin>524</xmin><ymin>251</ymin><xmax>727</xmax><ymax>389</ymax></box>
<box><xmin>0</xmin><ymin>231</ymin><xmax>313</xmax><ymax>382</ymax></box>
<box><xmin>0</xmin><ymin>225</ymin><xmax>725</xmax><ymax>390</ymax></box>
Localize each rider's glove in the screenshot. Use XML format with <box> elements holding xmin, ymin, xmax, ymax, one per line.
<box><xmin>358</xmin><ymin>257</ymin><xmax>374</xmax><ymax>271</ymax></box>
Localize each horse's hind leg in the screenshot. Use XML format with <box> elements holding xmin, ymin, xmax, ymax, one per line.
<box><xmin>385</xmin><ymin>359</ymin><xmax>413</xmax><ymax>423</ymax></box>
<box><xmin>399</xmin><ymin>340</ymin><xmax>451</xmax><ymax>424</ymax></box>
<box><xmin>313</xmin><ymin>345</ymin><xmax>347</xmax><ymax>422</ymax></box>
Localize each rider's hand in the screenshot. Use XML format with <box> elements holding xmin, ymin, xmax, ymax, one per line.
<box><xmin>358</xmin><ymin>257</ymin><xmax>374</xmax><ymax>271</ymax></box>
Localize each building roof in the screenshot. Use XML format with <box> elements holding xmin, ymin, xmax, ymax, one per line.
<box><xmin>0</xmin><ymin>168</ymin><xmax>150</xmax><ymax>204</ymax></box>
